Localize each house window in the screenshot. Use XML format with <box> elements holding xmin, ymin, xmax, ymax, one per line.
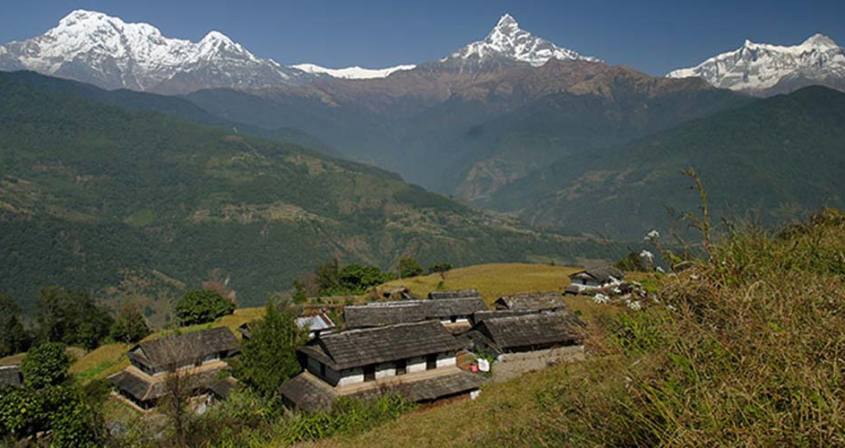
<box><xmin>396</xmin><ymin>360</ymin><xmax>407</xmax><ymax>375</ymax></box>
<box><xmin>426</xmin><ymin>354</ymin><xmax>437</xmax><ymax>370</ymax></box>
<box><xmin>363</xmin><ymin>365</ymin><xmax>376</xmax><ymax>382</ymax></box>
<box><xmin>320</xmin><ymin>362</ymin><xmax>326</xmax><ymax>378</ymax></box>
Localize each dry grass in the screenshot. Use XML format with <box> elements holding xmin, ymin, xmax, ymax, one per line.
<box><xmin>381</xmin><ymin>263</ymin><xmax>616</xmax><ymax>324</ymax></box>
<box><xmin>301</xmin><ymin>210</ymin><xmax>845</xmax><ymax>448</ymax></box>
<box><xmin>381</xmin><ymin>263</ymin><xmax>580</xmax><ymax>305</ymax></box>
<box><xmin>66</xmin><ymin>306</ymin><xmax>266</xmax><ymax>386</ymax></box>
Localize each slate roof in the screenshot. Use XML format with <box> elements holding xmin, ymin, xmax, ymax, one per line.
<box><xmin>476</xmin><ymin>313</ymin><xmax>584</xmax><ymax>351</ymax></box>
<box><xmin>344</xmin><ymin>298</ymin><xmax>487</xmax><ymax>329</ymax></box>
<box><xmin>428</xmin><ymin>289</ymin><xmax>481</xmax><ymax>300</ymax></box>
<box><xmin>569</xmin><ymin>266</ymin><xmax>625</xmax><ymax>283</ymax></box>
<box><xmin>0</xmin><ymin>365</ymin><xmax>22</xmax><ymax>388</ymax></box>
<box><xmin>299</xmin><ymin>320</ymin><xmax>464</xmax><ymax>370</ymax></box>
<box><xmin>494</xmin><ymin>292</ymin><xmax>568</xmax><ymax>312</ymax></box>
<box><xmin>129</xmin><ymin>327</ymin><xmax>239</xmax><ymax>369</ymax></box>
<box><xmin>343</xmin><ymin>302</ymin><xmax>427</xmax><ymax>329</ymax></box>
<box><xmin>278</xmin><ymin>372</ymin><xmax>336</xmax><ymax>412</ymax></box>
<box><xmin>471</xmin><ymin>309</ymin><xmax>536</xmax><ymax>325</ymax></box>
<box><xmin>279</xmin><ymin>370</ymin><xmax>484</xmax><ymax>412</ymax></box>
<box><xmin>109</xmin><ymin>367</ymin><xmax>229</xmax><ymax>402</ymax></box>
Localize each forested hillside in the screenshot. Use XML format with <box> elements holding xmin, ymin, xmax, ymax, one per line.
<box><xmin>489</xmin><ymin>86</ymin><xmax>845</xmax><ymax>238</ymax></box>
<box><xmin>0</xmin><ymin>72</ymin><xmax>620</xmax><ymax>314</ymax></box>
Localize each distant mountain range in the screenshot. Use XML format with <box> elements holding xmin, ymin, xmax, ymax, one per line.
<box><xmin>0</xmin><ymin>71</ymin><xmax>620</xmax><ymax>312</ymax></box>
<box><xmin>1</xmin><ymin>9</ymin><xmax>843</xmax><ymax>250</ymax></box>
<box><xmin>668</xmin><ymin>34</ymin><xmax>845</xmax><ymax>96</ymax></box>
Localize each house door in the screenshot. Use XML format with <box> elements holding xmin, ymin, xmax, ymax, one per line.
<box><xmin>426</xmin><ymin>354</ymin><xmax>437</xmax><ymax>370</ymax></box>
<box><xmin>363</xmin><ymin>365</ymin><xmax>376</xmax><ymax>382</ymax></box>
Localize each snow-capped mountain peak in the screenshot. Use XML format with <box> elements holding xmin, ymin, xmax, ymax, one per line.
<box><xmin>291</xmin><ymin>63</ymin><xmax>416</xmax><ymax>80</ymax></box>
<box><xmin>667</xmin><ymin>33</ymin><xmax>845</xmax><ymax>95</ymax></box>
<box><xmin>445</xmin><ymin>13</ymin><xmax>600</xmax><ymax>68</ymax></box>
<box><xmin>0</xmin><ymin>10</ymin><xmax>303</xmax><ymax>93</ymax></box>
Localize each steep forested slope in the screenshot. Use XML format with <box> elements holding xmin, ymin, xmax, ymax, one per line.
<box><xmin>490</xmin><ymin>86</ymin><xmax>845</xmax><ymax>238</ymax></box>
<box><xmin>0</xmin><ymin>72</ymin><xmax>619</xmax><ymax>312</ymax></box>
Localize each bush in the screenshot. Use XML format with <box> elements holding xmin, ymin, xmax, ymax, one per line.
<box><xmin>110</xmin><ymin>304</ymin><xmax>151</xmax><ymax>343</ymax></box>
<box><xmin>21</xmin><ymin>342</ymin><xmax>71</xmax><ymax>389</ymax></box>
<box><xmin>174</xmin><ymin>289</ymin><xmax>234</xmax><ymax>326</ymax></box>
<box><xmin>398</xmin><ymin>257</ymin><xmax>423</xmax><ymax>278</ymax></box>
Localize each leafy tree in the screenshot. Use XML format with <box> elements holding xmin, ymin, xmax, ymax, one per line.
<box><xmin>1</xmin><ymin>343</ymin><xmax>103</xmax><ymax>446</ymax></box>
<box><xmin>0</xmin><ymin>293</ymin><xmax>29</xmax><ymax>357</ymax></box>
<box><xmin>316</xmin><ymin>259</ymin><xmax>340</xmax><ymax>293</ymax></box>
<box><xmin>21</xmin><ymin>342</ymin><xmax>71</xmax><ymax>389</ymax></box>
<box><xmin>398</xmin><ymin>257</ymin><xmax>424</xmax><ymax>278</ymax></box>
<box><xmin>428</xmin><ymin>263</ymin><xmax>453</xmax><ymax>274</ymax></box>
<box><xmin>234</xmin><ymin>302</ymin><xmax>308</xmax><ymax>397</ymax></box>
<box><xmin>292</xmin><ymin>280</ymin><xmax>307</xmax><ymax>304</ymax></box>
<box><xmin>615</xmin><ymin>251</ymin><xmax>653</xmax><ymax>272</ymax></box>
<box><xmin>110</xmin><ymin>304</ymin><xmax>151</xmax><ymax>343</ymax></box>
<box><xmin>35</xmin><ymin>287</ymin><xmax>113</xmax><ymax>350</ymax></box>
<box><xmin>337</xmin><ymin>264</ymin><xmax>392</xmax><ymax>294</ymax></box>
<box><xmin>175</xmin><ymin>289</ymin><xmax>235</xmax><ymax>326</ymax></box>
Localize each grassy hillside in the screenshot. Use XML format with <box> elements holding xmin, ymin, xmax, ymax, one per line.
<box><xmin>491</xmin><ymin>86</ymin><xmax>845</xmax><ymax>239</ymax></box>
<box><xmin>0</xmin><ymin>71</ymin><xmax>622</xmax><ymax>318</ymax></box>
<box><xmin>308</xmin><ymin>209</ymin><xmax>845</xmax><ymax>447</ymax></box>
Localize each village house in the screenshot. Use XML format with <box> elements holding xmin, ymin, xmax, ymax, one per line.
<box><xmin>240</xmin><ymin>311</ymin><xmax>336</xmax><ymax>340</ymax></box>
<box><xmin>0</xmin><ymin>365</ymin><xmax>23</xmax><ymax>388</ymax></box>
<box><xmin>428</xmin><ymin>289</ymin><xmax>481</xmax><ymax>301</ymax></box>
<box><xmin>344</xmin><ymin>297</ymin><xmax>486</xmax><ymax>331</ymax></box>
<box><xmin>278</xmin><ymin>320</ymin><xmax>484</xmax><ymax>412</ymax></box>
<box><xmin>493</xmin><ymin>292</ymin><xmax>568</xmax><ymax>313</ymax></box>
<box><xmin>465</xmin><ymin>313</ymin><xmax>584</xmax><ymax>356</ymax></box>
<box><xmin>108</xmin><ymin>327</ymin><xmax>240</xmax><ymax>410</ymax></box>
<box><xmin>566</xmin><ymin>266</ymin><xmax>625</xmax><ymax>294</ymax></box>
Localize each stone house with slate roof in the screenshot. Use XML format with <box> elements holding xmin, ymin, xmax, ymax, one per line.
<box><xmin>568</xmin><ymin>266</ymin><xmax>625</xmax><ymax>293</ymax></box>
<box><xmin>108</xmin><ymin>327</ymin><xmax>240</xmax><ymax>410</ymax></box>
<box><xmin>494</xmin><ymin>292</ymin><xmax>568</xmax><ymax>313</ymax></box>
<box><xmin>428</xmin><ymin>289</ymin><xmax>482</xmax><ymax>300</ymax></box>
<box><xmin>279</xmin><ymin>320</ymin><xmax>483</xmax><ymax>411</ymax></box>
<box><xmin>344</xmin><ymin>297</ymin><xmax>486</xmax><ymax>331</ymax></box>
<box><xmin>468</xmin><ymin>313</ymin><xmax>584</xmax><ymax>355</ymax></box>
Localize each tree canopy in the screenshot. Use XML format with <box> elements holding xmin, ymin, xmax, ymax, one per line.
<box><xmin>174</xmin><ymin>289</ymin><xmax>235</xmax><ymax>326</ymax></box>
<box><xmin>234</xmin><ymin>302</ymin><xmax>308</xmax><ymax>397</ymax></box>
<box><xmin>35</xmin><ymin>287</ymin><xmax>113</xmax><ymax>350</ymax></box>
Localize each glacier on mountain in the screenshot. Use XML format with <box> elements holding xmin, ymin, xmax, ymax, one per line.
<box><xmin>667</xmin><ymin>33</ymin><xmax>845</xmax><ymax>93</ymax></box>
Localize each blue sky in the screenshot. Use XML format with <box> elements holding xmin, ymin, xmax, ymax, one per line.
<box><xmin>2</xmin><ymin>0</ymin><xmax>843</xmax><ymax>75</ymax></box>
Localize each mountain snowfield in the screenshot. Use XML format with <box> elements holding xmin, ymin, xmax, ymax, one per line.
<box><xmin>291</xmin><ymin>63</ymin><xmax>417</xmax><ymax>80</ymax></box>
<box><xmin>0</xmin><ymin>9</ymin><xmax>308</xmax><ymax>93</ymax></box>
<box><xmin>442</xmin><ymin>14</ymin><xmax>599</xmax><ymax>69</ymax></box>
<box><xmin>668</xmin><ymin>33</ymin><xmax>845</xmax><ymax>94</ymax></box>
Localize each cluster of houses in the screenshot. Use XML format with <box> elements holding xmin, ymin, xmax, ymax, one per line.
<box><xmin>101</xmin><ymin>267</ymin><xmax>619</xmax><ymax>412</ymax></box>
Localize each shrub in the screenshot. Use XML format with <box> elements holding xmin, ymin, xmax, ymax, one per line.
<box><xmin>398</xmin><ymin>257</ymin><xmax>424</xmax><ymax>278</ymax></box>
<box><xmin>110</xmin><ymin>304</ymin><xmax>151</xmax><ymax>343</ymax></box>
<box><xmin>174</xmin><ymin>289</ymin><xmax>234</xmax><ymax>326</ymax></box>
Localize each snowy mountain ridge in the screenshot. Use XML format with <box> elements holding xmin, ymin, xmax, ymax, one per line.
<box><xmin>667</xmin><ymin>34</ymin><xmax>845</xmax><ymax>94</ymax></box>
<box><xmin>291</xmin><ymin>63</ymin><xmax>416</xmax><ymax>80</ymax></box>
<box><xmin>0</xmin><ymin>9</ymin><xmax>304</xmax><ymax>92</ymax></box>
<box><xmin>443</xmin><ymin>14</ymin><xmax>600</xmax><ymax>69</ymax></box>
